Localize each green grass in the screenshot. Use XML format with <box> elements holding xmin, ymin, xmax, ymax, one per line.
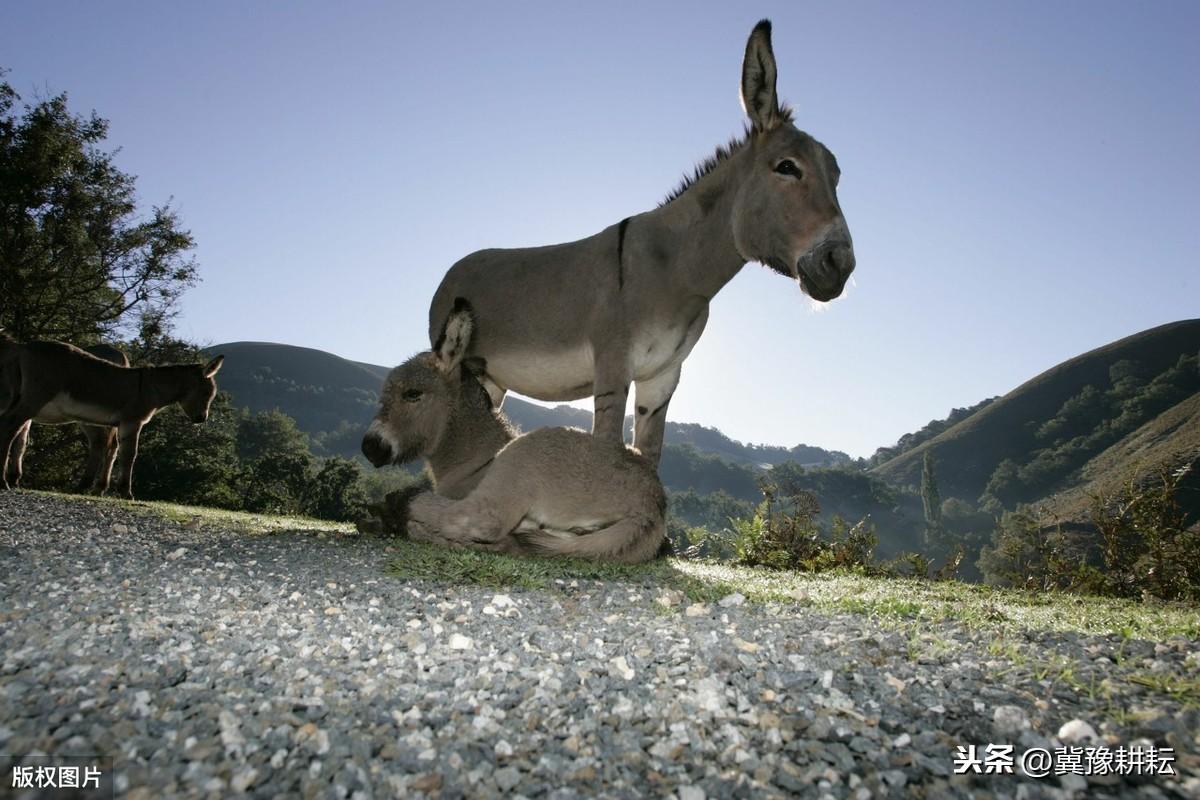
<box><xmin>1128</xmin><ymin>672</ymin><xmax>1200</xmax><ymax>707</ymax></box>
<box><xmin>386</xmin><ymin>540</ymin><xmax>1200</xmax><ymax>640</ymax></box>
<box><xmin>20</xmin><ymin>490</ymin><xmax>1200</xmax><ymax>642</ymax></box>
<box><xmin>24</xmin><ymin>489</ymin><xmax>355</xmax><ymax>536</ymax></box>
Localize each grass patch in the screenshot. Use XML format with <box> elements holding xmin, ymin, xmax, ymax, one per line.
<box><xmin>386</xmin><ymin>538</ymin><xmax>736</xmax><ymax>602</ymax></box>
<box><xmin>21</xmin><ymin>491</ymin><xmax>1200</xmax><ymax>642</ymax></box>
<box><xmin>1128</xmin><ymin>672</ymin><xmax>1200</xmax><ymax>707</ymax></box>
<box><xmin>387</xmin><ymin>540</ymin><xmax>1200</xmax><ymax>640</ymax></box>
<box><xmin>23</xmin><ymin>489</ymin><xmax>354</xmax><ymax>536</ymax></box>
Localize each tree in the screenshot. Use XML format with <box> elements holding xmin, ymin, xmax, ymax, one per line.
<box><xmin>0</xmin><ymin>79</ymin><xmax>197</xmax><ymax>342</ymax></box>
<box><xmin>920</xmin><ymin>451</ymin><xmax>943</xmax><ymax>551</ymax></box>
<box><xmin>235</xmin><ymin>410</ymin><xmax>315</xmax><ymax>514</ymax></box>
<box><xmin>307</xmin><ymin>457</ymin><xmax>369</xmax><ymax>521</ymax></box>
<box><xmin>134</xmin><ymin>395</ymin><xmax>241</xmax><ymax>507</ymax></box>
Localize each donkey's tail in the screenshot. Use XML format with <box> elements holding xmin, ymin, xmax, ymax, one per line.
<box><xmin>518</xmin><ymin>515</ymin><xmax>666</xmax><ymax>565</ymax></box>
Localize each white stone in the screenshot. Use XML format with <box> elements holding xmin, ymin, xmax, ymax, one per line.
<box><xmin>448</xmin><ymin>633</ymin><xmax>473</xmax><ymax>650</ymax></box>
<box><xmin>718</xmin><ymin>592</ymin><xmax>746</xmax><ymax>608</ymax></box>
<box><xmin>1057</xmin><ymin>719</ymin><xmax>1098</xmax><ymax>743</ymax></box>
<box><xmin>609</xmin><ymin>656</ymin><xmax>634</xmax><ymax>680</ymax></box>
<box><xmin>231</xmin><ymin>767</ymin><xmax>258</xmax><ymax>793</ymax></box>
<box><xmin>993</xmin><ymin>705</ymin><xmax>1029</xmax><ymax>734</ymax></box>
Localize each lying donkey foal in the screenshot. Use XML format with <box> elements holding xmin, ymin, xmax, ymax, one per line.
<box><xmin>361</xmin><ymin>301</ymin><xmax>666</xmax><ymax>564</ymax></box>
<box><xmin>0</xmin><ymin>333</ymin><xmax>224</xmax><ymax>499</ymax></box>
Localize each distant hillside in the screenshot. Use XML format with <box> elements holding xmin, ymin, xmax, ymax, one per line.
<box><xmin>205</xmin><ymin>341</ymin><xmax>848</xmax><ymax>470</ymax></box>
<box><xmin>1040</xmin><ymin>391</ymin><xmax>1200</xmax><ymax>526</ymax></box>
<box><xmin>872</xmin><ymin>320</ymin><xmax>1200</xmax><ymax>513</ymax></box>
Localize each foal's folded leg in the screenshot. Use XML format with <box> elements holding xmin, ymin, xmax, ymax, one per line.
<box><xmin>406</xmin><ymin>490</ymin><xmax>525</xmax><ymax>553</ymax></box>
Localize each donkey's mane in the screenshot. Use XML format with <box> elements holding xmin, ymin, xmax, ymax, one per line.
<box><xmin>659</xmin><ymin>105</ymin><xmax>793</xmax><ymax>208</ymax></box>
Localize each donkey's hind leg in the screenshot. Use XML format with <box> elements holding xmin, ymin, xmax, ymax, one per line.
<box><xmin>1</xmin><ymin>415</ymin><xmax>32</xmax><ymax>490</ymax></box>
<box><xmin>3</xmin><ymin>420</ymin><xmax>31</xmax><ymax>489</ymax></box>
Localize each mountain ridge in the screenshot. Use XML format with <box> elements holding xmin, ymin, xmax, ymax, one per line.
<box><xmin>206</xmin><ymin>340</ymin><xmax>851</xmax><ymax>469</ymax></box>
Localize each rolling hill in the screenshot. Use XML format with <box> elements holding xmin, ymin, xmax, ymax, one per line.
<box><xmin>205</xmin><ymin>341</ymin><xmax>850</xmax><ymax>469</ymax></box>
<box><xmin>871</xmin><ymin>319</ymin><xmax>1200</xmax><ymax>519</ymax></box>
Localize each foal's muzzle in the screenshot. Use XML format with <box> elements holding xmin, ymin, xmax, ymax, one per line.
<box><xmin>797</xmin><ymin>239</ymin><xmax>855</xmax><ymax>302</ymax></box>
<box><xmin>361</xmin><ymin>432</ymin><xmax>393</xmax><ymax>468</ymax></box>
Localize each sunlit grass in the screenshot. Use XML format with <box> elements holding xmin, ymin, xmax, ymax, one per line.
<box><xmin>20</xmin><ymin>489</ymin><xmax>355</xmax><ymax>536</ymax></box>
<box><xmin>384</xmin><ymin>540</ymin><xmax>1200</xmax><ymax>640</ymax></box>
<box><xmin>16</xmin><ymin>490</ymin><xmax>1200</xmax><ymax>641</ymax></box>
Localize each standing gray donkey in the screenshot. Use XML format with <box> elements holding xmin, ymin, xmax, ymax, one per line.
<box><xmin>0</xmin><ymin>332</ymin><xmax>224</xmax><ymax>499</ymax></box>
<box><xmin>428</xmin><ymin>20</ymin><xmax>855</xmax><ymax>464</ymax></box>
<box><xmin>362</xmin><ymin>300</ymin><xmax>666</xmax><ymax>564</ymax></box>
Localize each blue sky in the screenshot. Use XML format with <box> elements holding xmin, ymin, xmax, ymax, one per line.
<box><xmin>4</xmin><ymin>1</ymin><xmax>1197</xmax><ymax>458</ymax></box>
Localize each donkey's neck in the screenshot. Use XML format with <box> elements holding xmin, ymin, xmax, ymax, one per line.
<box><xmin>426</xmin><ymin>406</ymin><xmax>514</xmax><ymax>498</ymax></box>
<box><xmin>138</xmin><ymin>366</ymin><xmax>187</xmax><ymax>410</ymax></box>
<box><xmin>638</xmin><ymin>146</ymin><xmax>750</xmax><ymax>299</ymax></box>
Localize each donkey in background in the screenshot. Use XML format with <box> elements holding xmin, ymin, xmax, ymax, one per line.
<box><xmin>428</xmin><ymin>20</ymin><xmax>855</xmax><ymax>465</ymax></box>
<box><xmin>361</xmin><ymin>300</ymin><xmax>666</xmax><ymax>564</ymax></box>
<box><xmin>0</xmin><ymin>331</ymin><xmax>224</xmax><ymax>499</ymax></box>
<box><xmin>1</xmin><ymin>341</ymin><xmax>131</xmax><ymax>494</ymax></box>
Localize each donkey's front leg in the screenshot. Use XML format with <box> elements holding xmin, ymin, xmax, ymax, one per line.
<box><xmin>79</xmin><ymin>425</ymin><xmax>114</xmax><ymax>494</ymax></box>
<box><xmin>88</xmin><ymin>427</ymin><xmax>119</xmax><ymax>495</ymax></box>
<box><xmin>591</xmin><ymin>352</ymin><xmax>631</xmax><ymax>445</ymax></box>
<box><xmin>633</xmin><ymin>364</ymin><xmax>681</xmax><ymax>465</ymax></box>
<box><xmin>408</xmin><ymin>490</ymin><xmax>525</xmax><ymax>552</ymax></box>
<box><xmin>113</xmin><ymin>420</ymin><xmax>145</xmax><ymax>500</ymax></box>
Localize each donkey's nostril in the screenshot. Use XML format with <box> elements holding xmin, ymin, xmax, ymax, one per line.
<box><xmin>362</xmin><ymin>434</ymin><xmax>392</xmax><ymax>468</ymax></box>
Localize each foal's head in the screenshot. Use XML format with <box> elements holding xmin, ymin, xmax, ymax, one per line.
<box><xmin>361</xmin><ymin>299</ymin><xmax>491</xmax><ymax>468</ymax></box>
<box><xmin>177</xmin><ymin>356</ymin><xmax>225</xmax><ymax>423</ymax></box>
<box><xmin>731</xmin><ymin>21</ymin><xmax>855</xmax><ymax>302</ymax></box>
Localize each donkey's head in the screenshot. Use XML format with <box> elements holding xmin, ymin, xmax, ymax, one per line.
<box><xmin>362</xmin><ymin>299</ymin><xmax>491</xmax><ymax>468</ymax></box>
<box><xmin>731</xmin><ymin>20</ymin><xmax>855</xmax><ymax>303</ymax></box>
<box><xmin>177</xmin><ymin>356</ymin><xmax>224</xmax><ymax>423</ymax></box>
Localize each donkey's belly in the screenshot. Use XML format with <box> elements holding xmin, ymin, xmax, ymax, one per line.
<box><xmin>35</xmin><ymin>393</ymin><xmax>119</xmax><ymax>426</ymax></box>
<box><xmin>487</xmin><ymin>344</ymin><xmax>595</xmax><ymax>402</ymax></box>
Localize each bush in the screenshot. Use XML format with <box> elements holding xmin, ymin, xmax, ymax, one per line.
<box><xmin>978</xmin><ymin>460</ymin><xmax>1200</xmax><ymax>601</ymax></box>
<box><xmin>724</xmin><ymin>479</ymin><xmax>879</xmax><ymax>573</ymax></box>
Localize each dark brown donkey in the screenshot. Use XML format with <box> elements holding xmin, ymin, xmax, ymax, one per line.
<box><xmin>2</xmin><ymin>342</ymin><xmax>131</xmax><ymax>494</ymax></box>
<box><xmin>0</xmin><ymin>332</ymin><xmax>224</xmax><ymax>499</ymax></box>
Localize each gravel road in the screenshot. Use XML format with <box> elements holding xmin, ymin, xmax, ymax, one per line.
<box><xmin>1</xmin><ymin>491</ymin><xmax>1198</xmax><ymax>799</ymax></box>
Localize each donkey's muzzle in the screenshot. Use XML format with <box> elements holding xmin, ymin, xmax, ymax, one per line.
<box><xmin>798</xmin><ymin>240</ymin><xmax>855</xmax><ymax>302</ymax></box>
<box><xmin>361</xmin><ymin>432</ymin><xmax>393</xmax><ymax>468</ymax></box>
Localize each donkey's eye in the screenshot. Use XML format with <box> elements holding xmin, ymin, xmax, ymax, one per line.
<box><xmin>402</xmin><ymin>389</ymin><xmax>423</xmax><ymax>402</ymax></box>
<box><xmin>774</xmin><ymin>159</ymin><xmax>803</xmax><ymax>179</ymax></box>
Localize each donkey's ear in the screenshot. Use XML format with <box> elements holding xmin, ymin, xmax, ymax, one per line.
<box><xmin>434</xmin><ymin>298</ymin><xmax>474</xmax><ymax>374</ymax></box>
<box><xmin>740</xmin><ymin>19</ymin><xmax>781</xmax><ymax>133</ymax></box>
<box><xmin>203</xmin><ymin>355</ymin><xmax>225</xmax><ymax>378</ymax></box>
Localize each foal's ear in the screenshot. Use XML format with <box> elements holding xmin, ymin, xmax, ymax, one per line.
<box><xmin>740</xmin><ymin>19</ymin><xmax>781</xmax><ymax>133</ymax></box>
<box><xmin>434</xmin><ymin>298</ymin><xmax>474</xmax><ymax>374</ymax></box>
<box><xmin>203</xmin><ymin>355</ymin><xmax>225</xmax><ymax>378</ymax></box>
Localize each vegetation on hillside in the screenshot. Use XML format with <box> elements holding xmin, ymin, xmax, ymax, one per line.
<box><xmin>980</xmin><ymin>354</ymin><xmax>1199</xmax><ymax>509</ymax></box>
<box><xmin>980</xmin><ymin>461</ymin><xmax>1200</xmax><ymax>601</ymax></box>
<box><xmin>872</xmin><ymin>319</ymin><xmax>1200</xmax><ymax>501</ymax></box>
